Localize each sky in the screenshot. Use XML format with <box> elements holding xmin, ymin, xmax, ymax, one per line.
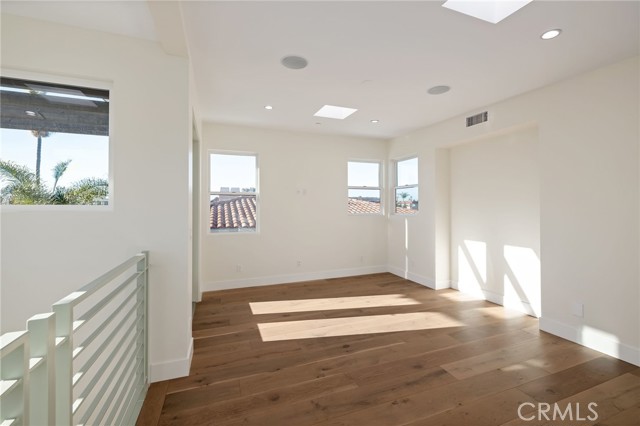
<box><xmin>0</xmin><ymin>128</ymin><xmax>109</xmax><ymax>189</ymax></box>
<box><xmin>210</xmin><ymin>153</ymin><xmax>257</xmax><ymax>192</ymax></box>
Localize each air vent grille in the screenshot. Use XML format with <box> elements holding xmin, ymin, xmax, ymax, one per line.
<box><xmin>466</xmin><ymin>111</ymin><xmax>488</xmax><ymax>127</ymax></box>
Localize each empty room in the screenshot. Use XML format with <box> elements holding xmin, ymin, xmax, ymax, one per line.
<box><xmin>1</xmin><ymin>1</ymin><xmax>639</xmax><ymax>425</ymax></box>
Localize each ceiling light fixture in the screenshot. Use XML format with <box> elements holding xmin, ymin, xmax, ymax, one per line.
<box><xmin>314</xmin><ymin>105</ymin><xmax>358</xmax><ymax>120</ymax></box>
<box><xmin>541</xmin><ymin>29</ymin><xmax>562</xmax><ymax>40</ymax></box>
<box><xmin>370</xmin><ymin>119</ymin><xmax>380</xmax><ymax>124</ymax></box>
<box><xmin>442</xmin><ymin>0</ymin><xmax>533</xmax><ymax>24</ymax></box>
<box><xmin>428</xmin><ymin>85</ymin><xmax>451</xmax><ymax>95</ymax></box>
<box><xmin>264</xmin><ymin>105</ymin><xmax>273</xmax><ymax>110</ymax></box>
<box><xmin>281</xmin><ymin>55</ymin><xmax>308</xmax><ymax>70</ymax></box>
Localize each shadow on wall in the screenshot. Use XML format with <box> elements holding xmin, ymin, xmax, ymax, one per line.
<box><xmin>459</xmin><ymin>243</ymin><xmax>637</xmax><ymax>365</ymax></box>
<box><xmin>578</xmin><ymin>325</ymin><xmax>639</xmax><ymax>366</ymax></box>
<box><xmin>457</xmin><ymin>239</ymin><xmax>541</xmax><ymax>317</ymax></box>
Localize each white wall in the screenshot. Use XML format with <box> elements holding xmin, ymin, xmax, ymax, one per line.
<box><xmin>450</xmin><ymin>127</ymin><xmax>540</xmax><ymax>316</ymax></box>
<box><xmin>537</xmin><ymin>58</ymin><xmax>639</xmax><ymax>365</ymax></box>
<box><xmin>388</xmin><ymin>56</ymin><xmax>639</xmax><ymax>365</ymax></box>
<box><xmin>386</xmin><ymin>150</ymin><xmax>441</xmax><ymax>288</ymax></box>
<box><xmin>201</xmin><ymin>123</ymin><xmax>388</xmax><ymax>290</ymax></box>
<box><xmin>0</xmin><ymin>14</ymin><xmax>193</xmax><ymax>381</ymax></box>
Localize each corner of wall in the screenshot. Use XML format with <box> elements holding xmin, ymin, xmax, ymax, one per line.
<box><xmin>149</xmin><ymin>337</ymin><xmax>194</xmax><ymax>382</ymax></box>
<box><xmin>434</xmin><ymin>148</ymin><xmax>451</xmax><ymax>286</ymax></box>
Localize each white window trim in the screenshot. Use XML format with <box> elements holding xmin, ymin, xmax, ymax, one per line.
<box><xmin>0</xmin><ymin>68</ymin><xmax>114</xmax><ymax>210</ymax></box>
<box><xmin>347</xmin><ymin>159</ymin><xmax>383</xmax><ymax>216</ymax></box>
<box><xmin>208</xmin><ymin>150</ymin><xmax>260</xmax><ymax>235</ymax></box>
<box><xmin>393</xmin><ymin>156</ymin><xmax>419</xmax><ymax>216</ymax></box>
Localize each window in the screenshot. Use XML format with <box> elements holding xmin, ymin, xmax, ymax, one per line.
<box><xmin>0</xmin><ymin>76</ymin><xmax>109</xmax><ymax>205</ymax></box>
<box><xmin>348</xmin><ymin>160</ymin><xmax>381</xmax><ymax>214</ymax></box>
<box><xmin>209</xmin><ymin>152</ymin><xmax>258</xmax><ymax>233</ymax></box>
<box><xmin>394</xmin><ymin>157</ymin><xmax>418</xmax><ymax>214</ymax></box>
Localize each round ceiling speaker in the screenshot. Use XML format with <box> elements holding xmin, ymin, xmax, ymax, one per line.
<box><xmin>428</xmin><ymin>85</ymin><xmax>451</xmax><ymax>95</ymax></box>
<box><xmin>281</xmin><ymin>55</ymin><xmax>308</xmax><ymax>70</ymax></box>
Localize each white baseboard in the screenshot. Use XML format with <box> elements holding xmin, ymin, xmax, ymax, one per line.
<box><xmin>203</xmin><ymin>265</ymin><xmax>388</xmax><ymax>291</ymax></box>
<box><xmin>540</xmin><ymin>317</ymin><xmax>640</xmax><ymax>367</ymax></box>
<box><xmin>482</xmin><ymin>289</ymin><xmax>538</xmax><ymax>317</ymax></box>
<box><xmin>149</xmin><ymin>337</ymin><xmax>193</xmax><ymax>382</ymax></box>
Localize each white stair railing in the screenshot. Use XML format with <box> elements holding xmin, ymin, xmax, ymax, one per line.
<box><xmin>0</xmin><ymin>251</ymin><xmax>149</xmax><ymax>426</ymax></box>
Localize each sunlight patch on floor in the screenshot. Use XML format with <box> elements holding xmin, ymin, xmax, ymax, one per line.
<box><xmin>474</xmin><ymin>306</ymin><xmax>527</xmax><ymax>319</ymax></box>
<box><xmin>249</xmin><ymin>294</ymin><xmax>421</xmax><ymax>315</ymax></box>
<box><xmin>257</xmin><ymin>312</ymin><xmax>463</xmax><ymax>341</ymax></box>
<box><xmin>437</xmin><ymin>290</ymin><xmax>484</xmax><ymax>302</ymax></box>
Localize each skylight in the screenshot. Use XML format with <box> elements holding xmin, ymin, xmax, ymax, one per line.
<box><xmin>442</xmin><ymin>0</ymin><xmax>533</xmax><ymax>24</ymax></box>
<box><xmin>314</xmin><ymin>105</ymin><xmax>358</xmax><ymax>120</ymax></box>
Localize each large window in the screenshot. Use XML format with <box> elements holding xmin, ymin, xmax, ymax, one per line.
<box><xmin>0</xmin><ymin>77</ymin><xmax>109</xmax><ymax>205</ymax></box>
<box><xmin>394</xmin><ymin>157</ymin><xmax>418</xmax><ymax>214</ymax></box>
<box><xmin>348</xmin><ymin>160</ymin><xmax>381</xmax><ymax>214</ymax></box>
<box><xmin>209</xmin><ymin>152</ymin><xmax>258</xmax><ymax>233</ymax></box>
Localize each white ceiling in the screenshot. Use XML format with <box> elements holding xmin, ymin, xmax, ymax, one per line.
<box><xmin>1</xmin><ymin>1</ymin><xmax>157</xmax><ymax>41</ymax></box>
<box><xmin>2</xmin><ymin>1</ymin><xmax>639</xmax><ymax>140</ymax></box>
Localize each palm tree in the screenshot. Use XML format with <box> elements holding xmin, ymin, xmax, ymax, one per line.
<box><xmin>52</xmin><ymin>159</ymin><xmax>71</xmax><ymax>192</ymax></box>
<box><xmin>62</xmin><ymin>178</ymin><xmax>108</xmax><ymax>204</ymax></box>
<box><xmin>397</xmin><ymin>191</ymin><xmax>410</xmax><ymax>207</ymax></box>
<box><xmin>0</xmin><ymin>159</ymin><xmax>108</xmax><ymax>205</ymax></box>
<box><xmin>31</xmin><ymin>130</ymin><xmax>51</xmax><ymax>184</ymax></box>
<box><xmin>0</xmin><ymin>160</ymin><xmax>49</xmax><ymax>204</ymax></box>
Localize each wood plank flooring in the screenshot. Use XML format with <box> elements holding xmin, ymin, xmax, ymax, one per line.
<box><xmin>137</xmin><ymin>273</ymin><xmax>640</xmax><ymax>426</ymax></box>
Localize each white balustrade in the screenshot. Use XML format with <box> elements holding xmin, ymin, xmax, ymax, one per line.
<box><xmin>0</xmin><ymin>252</ymin><xmax>149</xmax><ymax>426</ymax></box>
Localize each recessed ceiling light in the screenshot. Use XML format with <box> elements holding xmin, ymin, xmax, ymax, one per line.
<box><xmin>281</xmin><ymin>55</ymin><xmax>308</xmax><ymax>70</ymax></box>
<box><xmin>25</xmin><ymin>110</ymin><xmax>36</xmax><ymax>116</ymax></box>
<box><xmin>428</xmin><ymin>85</ymin><xmax>451</xmax><ymax>95</ymax></box>
<box><xmin>442</xmin><ymin>0</ymin><xmax>533</xmax><ymax>24</ymax></box>
<box><xmin>314</xmin><ymin>105</ymin><xmax>358</xmax><ymax>120</ymax></box>
<box><xmin>541</xmin><ymin>29</ymin><xmax>562</xmax><ymax>40</ymax></box>
<box><xmin>370</xmin><ymin>119</ymin><xmax>380</xmax><ymax>124</ymax></box>
<box><xmin>264</xmin><ymin>105</ymin><xmax>273</xmax><ymax>110</ymax></box>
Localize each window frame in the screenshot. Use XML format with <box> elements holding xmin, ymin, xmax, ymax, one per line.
<box><xmin>0</xmin><ymin>68</ymin><xmax>113</xmax><ymax>211</ymax></box>
<box><xmin>393</xmin><ymin>156</ymin><xmax>419</xmax><ymax>215</ymax></box>
<box><xmin>208</xmin><ymin>150</ymin><xmax>260</xmax><ymax>234</ymax></box>
<box><xmin>347</xmin><ymin>159</ymin><xmax>383</xmax><ymax>216</ymax></box>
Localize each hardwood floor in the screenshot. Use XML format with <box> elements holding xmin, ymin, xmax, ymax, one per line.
<box><xmin>137</xmin><ymin>273</ymin><xmax>640</xmax><ymax>426</ymax></box>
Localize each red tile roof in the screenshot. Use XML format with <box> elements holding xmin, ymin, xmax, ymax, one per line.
<box><xmin>210</xmin><ymin>197</ymin><xmax>415</xmax><ymax>230</ymax></box>
<box><xmin>347</xmin><ymin>198</ymin><xmax>416</xmax><ymax>214</ymax></box>
<box><xmin>210</xmin><ymin>196</ymin><xmax>257</xmax><ymax>230</ymax></box>
<box><xmin>348</xmin><ymin>198</ymin><xmax>381</xmax><ymax>214</ymax></box>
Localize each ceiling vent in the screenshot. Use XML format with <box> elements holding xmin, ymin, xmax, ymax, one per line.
<box><xmin>466</xmin><ymin>111</ymin><xmax>488</xmax><ymax>127</ymax></box>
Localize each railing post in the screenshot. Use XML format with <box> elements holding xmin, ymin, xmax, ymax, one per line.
<box><xmin>52</xmin><ymin>302</ymin><xmax>73</xmax><ymax>426</ymax></box>
<box><xmin>137</xmin><ymin>251</ymin><xmax>149</xmax><ymax>384</ymax></box>
<box><xmin>27</xmin><ymin>313</ymin><xmax>56</xmax><ymax>426</ymax></box>
<box><xmin>0</xmin><ymin>331</ymin><xmax>29</xmax><ymax>426</ymax></box>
